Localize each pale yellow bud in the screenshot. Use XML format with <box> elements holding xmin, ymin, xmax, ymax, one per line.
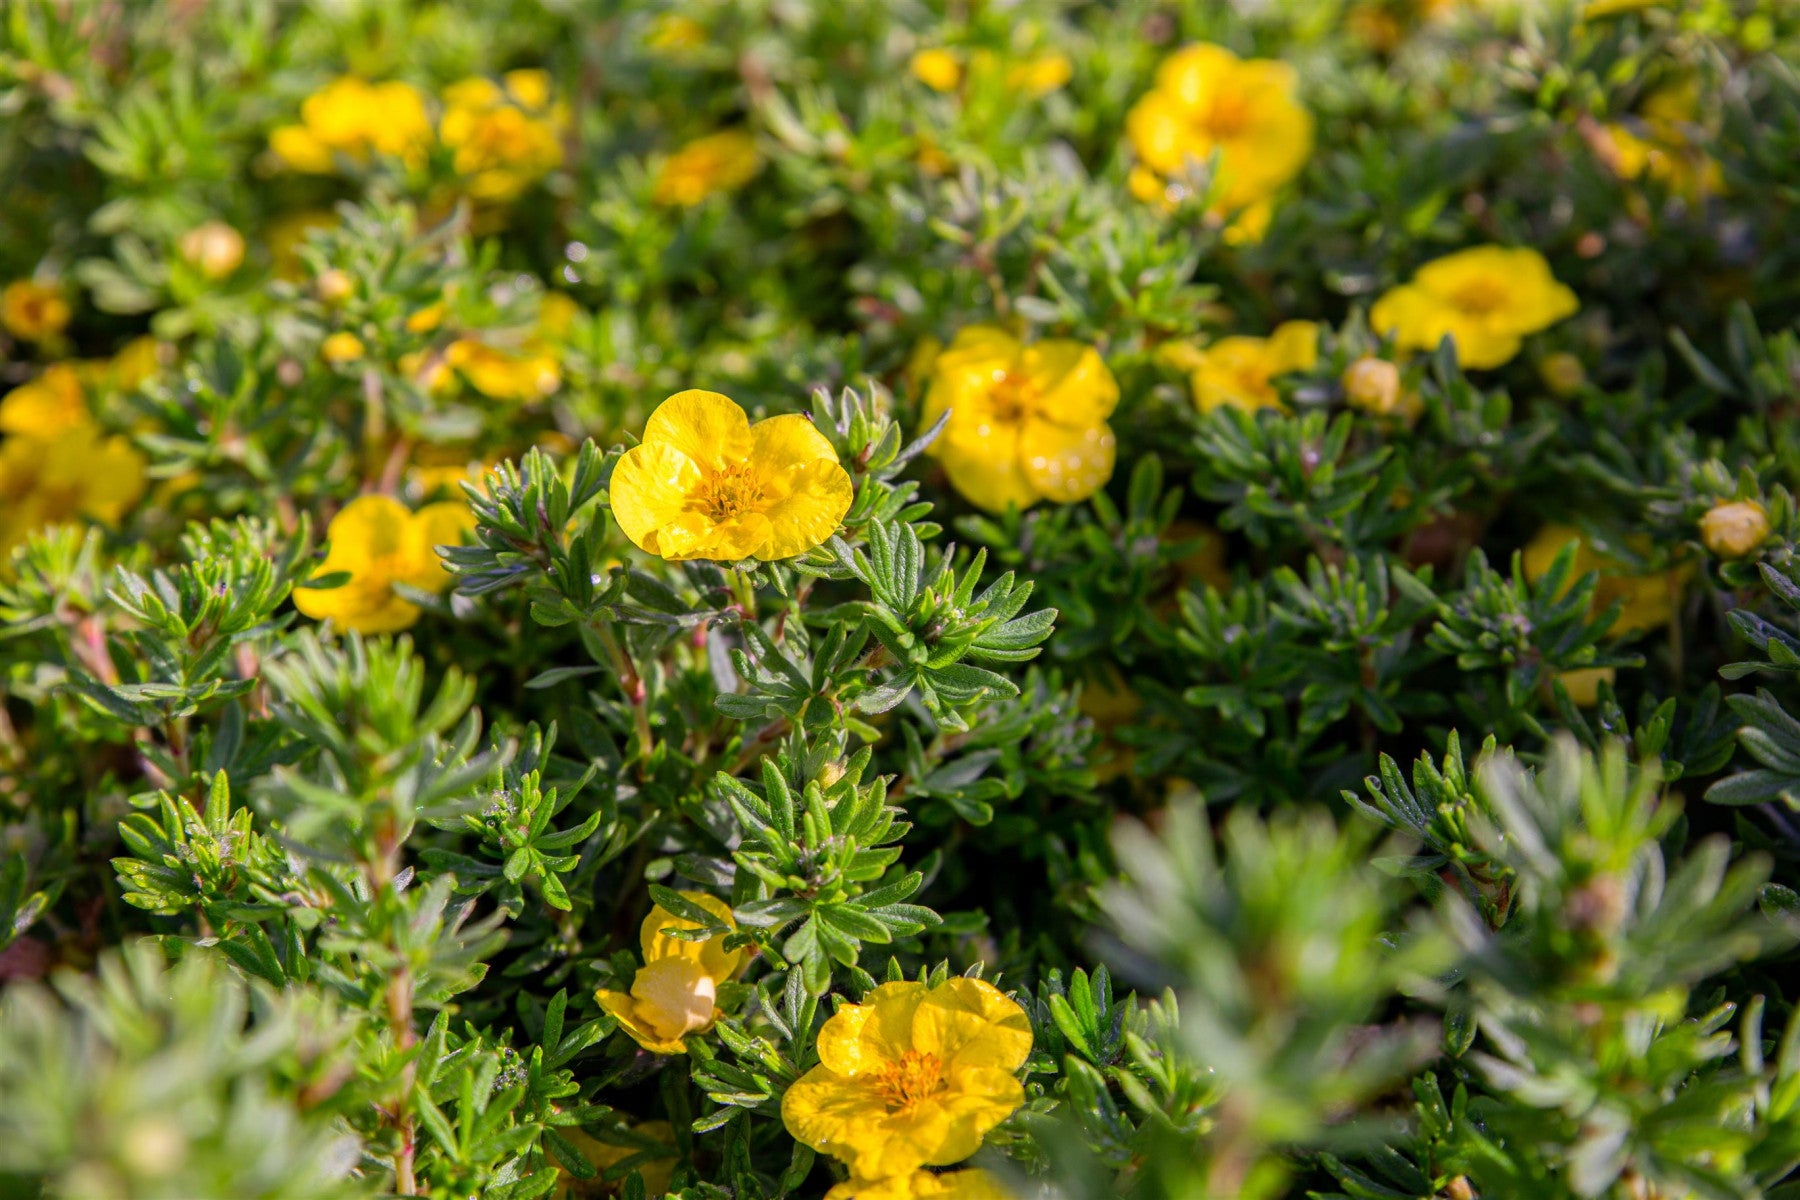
<box><xmin>177</xmin><ymin>221</ymin><xmax>245</xmax><ymax>280</ymax></box>
<box><xmin>315</xmin><ymin>269</ymin><xmax>354</xmax><ymax>305</ymax></box>
<box><xmin>1341</xmin><ymin>356</ymin><xmax>1402</xmax><ymax>415</ymax></box>
<box><xmin>1699</xmin><ymin>500</ymin><xmax>1769</xmax><ymax>559</ymax></box>
<box><xmin>321</xmin><ymin>331</ymin><xmax>365</xmax><ymax>364</ymax></box>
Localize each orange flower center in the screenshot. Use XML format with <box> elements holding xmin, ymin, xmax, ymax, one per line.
<box><xmin>1450</xmin><ymin>277</ymin><xmax>1509</xmax><ymax>316</ymax></box>
<box><xmin>694</xmin><ymin>464</ymin><xmax>766</xmax><ymax>521</ymax></box>
<box><xmin>989</xmin><ymin>372</ymin><xmax>1039</xmax><ymax>424</ymax></box>
<box><xmin>1201</xmin><ymin>93</ymin><xmax>1253</xmax><ymax>140</ymax></box>
<box><xmin>872</xmin><ymin>1050</ymin><xmax>947</xmax><ymax>1112</ymax></box>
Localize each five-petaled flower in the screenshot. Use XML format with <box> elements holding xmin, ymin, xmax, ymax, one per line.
<box><xmin>1182</xmin><ymin>320</ymin><xmax>1319</xmax><ymax>414</ymax></box>
<box><xmin>1125</xmin><ymin>42</ymin><xmax>1314</xmax><ymax>242</ymax></box>
<box><xmin>919</xmin><ymin>325</ymin><xmax>1118</xmax><ymax>513</ymax></box>
<box><xmin>1370</xmin><ymin>246</ymin><xmax>1578</xmax><ymax>370</ymax></box>
<box><xmin>781</xmin><ymin>977</ymin><xmax>1033</xmax><ymax>1184</ymax></box>
<box><xmin>609</xmin><ymin>390</ymin><xmax>854</xmax><ymax>561</ymax></box>
<box><xmin>293</xmin><ymin>495</ymin><xmax>474</xmax><ymax>633</ymax></box>
<box><xmin>596</xmin><ymin>892</ymin><xmax>743</xmax><ymax>1055</ymax></box>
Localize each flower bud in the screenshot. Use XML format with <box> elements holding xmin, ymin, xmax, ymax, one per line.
<box><xmin>315</xmin><ymin>269</ymin><xmax>354</xmax><ymax>305</ymax></box>
<box><xmin>1699</xmin><ymin>500</ymin><xmax>1769</xmax><ymax>559</ymax></box>
<box><xmin>1341</xmin><ymin>356</ymin><xmax>1402</xmax><ymax>415</ymax></box>
<box><xmin>1539</xmin><ymin>352</ymin><xmax>1586</xmax><ymax>397</ymax></box>
<box><xmin>177</xmin><ymin>221</ymin><xmax>245</xmax><ymax>280</ymax></box>
<box><xmin>321</xmin><ymin>331</ymin><xmax>366</xmax><ymax>364</ymax></box>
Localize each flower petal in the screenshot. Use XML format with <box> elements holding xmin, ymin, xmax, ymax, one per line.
<box><xmin>629</xmin><ymin>956</ymin><xmax>717</xmax><ymax>1040</ymax></box>
<box><xmin>643</xmin><ymin>390</ymin><xmax>753</xmax><ymax>473</ymax></box>
<box><xmin>755</xmin><ymin>459</ymin><xmax>854</xmax><ymax>559</ymax></box>
<box><xmin>640</xmin><ymin>891</ymin><xmax>743</xmax><ymax>982</ymax></box>
<box><xmin>610</xmin><ymin>442</ymin><xmax>703</xmax><ymax>557</ymax></box>
<box><xmin>937</xmin><ymin>426</ymin><xmax>1039</xmax><ymax>513</ymax></box>
<box><xmin>1021</xmin><ymin>341</ymin><xmax>1119</xmax><ymax>427</ymax></box>
<box><xmin>597</xmin><ymin>988</ymin><xmax>690</xmax><ymax>1055</ymax></box>
<box><xmin>912</xmin><ymin>978</ymin><xmax>1034</xmax><ymax>1073</ymax></box>
<box><xmin>781</xmin><ymin>1067</ymin><xmax>889</xmax><ymax>1164</ymax></box>
<box><xmin>816</xmin><ymin>981</ymin><xmax>929</xmax><ymax>1076</ymax></box>
<box><xmin>1017</xmin><ymin>418</ymin><xmax>1115</xmax><ymax>505</ymax></box>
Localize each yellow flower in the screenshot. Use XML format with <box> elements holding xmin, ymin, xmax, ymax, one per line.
<box><xmin>1186</xmin><ymin>321</ymin><xmax>1319</xmax><ymax>414</ymax></box>
<box><xmin>177</xmin><ymin>221</ymin><xmax>246</xmax><ymax>280</ymax></box>
<box><xmin>596</xmin><ymin>892</ymin><xmax>743</xmax><ymax>1055</ymax></box>
<box><xmin>825</xmin><ymin>1169</ymin><xmax>1013</xmax><ymax>1199</ymax></box>
<box><xmin>440</xmin><ymin>72</ymin><xmax>567</xmax><ymax>203</ymax></box>
<box><xmin>911</xmin><ymin>49</ymin><xmax>963</xmax><ymax>92</ymax></box>
<box><xmin>919</xmin><ymin>326</ymin><xmax>1118</xmax><ymax>513</ymax></box>
<box><xmin>653</xmin><ymin>130</ymin><xmax>762</xmax><ymax>207</ymax></box>
<box><xmin>610</xmin><ymin>391</ymin><xmax>852</xmax><ymax>561</ymax></box>
<box><xmin>781</xmin><ymin>978</ymin><xmax>1032</xmax><ymax>1182</ymax></box>
<box><xmin>444</xmin><ymin>339</ymin><xmax>561</xmax><ymax>401</ymax></box>
<box><xmin>292</xmin><ymin>496</ymin><xmax>473</xmax><ymax>633</ymax></box>
<box><xmin>321</xmin><ymin>332</ymin><xmax>366</xmax><ymax>365</ymax></box>
<box><xmin>1125</xmin><ymin>43</ymin><xmax>1313</xmax><ymax>242</ymax></box>
<box><xmin>1522</xmin><ymin>523</ymin><xmax>1685</xmax><ymax>637</ymax></box>
<box><xmin>2</xmin><ymin>280</ymin><xmax>71</xmax><ymax>342</ymax></box>
<box><xmin>1371</xmin><ymin>247</ymin><xmax>1578</xmax><ymax>371</ymax></box>
<box><xmin>1005</xmin><ymin>53</ymin><xmax>1072</xmax><ymax>98</ymax></box>
<box><xmin>269</xmin><ymin>77</ymin><xmax>433</xmax><ymax>173</ymax></box>
<box><xmin>0</xmin><ymin>370</ymin><xmax>146</xmax><ymax>560</ymax></box>
<box><xmin>1594</xmin><ymin>81</ymin><xmax>1724</xmax><ymax>201</ymax></box>
<box><xmin>552</xmin><ymin>1121</ymin><xmax>676</xmax><ymax>1198</ymax></box>
<box><xmin>108</xmin><ymin>337</ymin><xmax>164</xmax><ymax>393</ymax></box>
<box><xmin>1699</xmin><ymin>500</ymin><xmax>1769</xmax><ymax>559</ymax></box>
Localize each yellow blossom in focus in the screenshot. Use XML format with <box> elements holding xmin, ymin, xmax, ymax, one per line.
<box><xmin>1005</xmin><ymin>52</ymin><xmax>1072</xmax><ymax>98</ymax></box>
<box><xmin>269</xmin><ymin>77</ymin><xmax>434</xmax><ymax>173</ymax></box>
<box><xmin>293</xmin><ymin>496</ymin><xmax>473</xmax><ymax>633</ymax></box>
<box><xmin>596</xmin><ymin>892</ymin><xmax>743</xmax><ymax>1054</ymax></box>
<box><xmin>1186</xmin><ymin>321</ymin><xmax>1319</xmax><ymax>414</ymax></box>
<box><xmin>552</xmin><ymin>1122</ymin><xmax>676</xmax><ymax>1198</ymax></box>
<box><xmin>610</xmin><ymin>390</ymin><xmax>853</xmax><ymax>561</ymax></box>
<box><xmin>1523</xmin><ymin>523</ymin><xmax>1687</xmax><ymax>637</ymax></box>
<box><xmin>440</xmin><ymin>72</ymin><xmax>567</xmax><ymax>203</ymax></box>
<box><xmin>2</xmin><ymin>280</ymin><xmax>71</xmax><ymax>342</ymax></box>
<box><xmin>177</xmin><ymin>221</ymin><xmax>246</xmax><ymax>280</ymax></box>
<box><xmin>919</xmin><ymin>326</ymin><xmax>1118</xmax><ymax>513</ymax></box>
<box><xmin>0</xmin><ymin>369</ymin><xmax>147</xmax><ymax>561</ymax></box>
<box><xmin>1370</xmin><ymin>246</ymin><xmax>1578</xmax><ymax>370</ymax></box>
<box><xmin>781</xmin><ymin>977</ymin><xmax>1032</xmax><ymax>1182</ymax></box>
<box><xmin>1125</xmin><ymin>43</ymin><xmax>1313</xmax><ymax>243</ymax></box>
<box><xmin>1699</xmin><ymin>500</ymin><xmax>1769</xmax><ymax>559</ymax></box>
<box><xmin>825</xmin><ymin>1169</ymin><xmax>1014</xmax><ymax>1200</ymax></box>
<box><xmin>911</xmin><ymin>49</ymin><xmax>963</xmax><ymax>92</ymax></box>
<box><xmin>321</xmin><ymin>332</ymin><xmax>366</xmax><ymax>365</ymax></box>
<box><xmin>653</xmin><ymin>130</ymin><xmax>761</xmax><ymax>207</ymax></box>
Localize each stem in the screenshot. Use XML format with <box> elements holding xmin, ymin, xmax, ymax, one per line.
<box><xmin>368</xmin><ymin>816</ymin><xmax>417</xmax><ymax>1196</ymax></box>
<box><xmin>596</xmin><ymin>623</ymin><xmax>654</xmax><ymax>773</ymax></box>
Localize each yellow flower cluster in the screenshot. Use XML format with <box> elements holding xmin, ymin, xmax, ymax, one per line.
<box><xmin>654</xmin><ymin>130</ymin><xmax>762</xmax><ymax>207</ymax></box>
<box><xmin>1178</xmin><ymin>320</ymin><xmax>1319</xmax><ymax>414</ymax></box>
<box><xmin>908</xmin><ymin>46</ymin><xmax>1073</xmax><ymax>98</ymax></box>
<box><xmin>1594</xmin><ymin>81</ymin><xmax>1724</xmax><ymax>202</ymax></box>
<box><xmin>2</xmin><ymin>280</ymin><xmax>72</xmax><ymax>343</ymax></box>
<box><xmin>596</xmin><ymin>892</ymin><xmax>743</xmax><ymax>1054</ymax></box>
<box><xmin>0</xmin><ymin>363</ymin><xmax>148</xmax><ymax>561</ymax></box>
<box><xmin>1126</xmin><ymin>43</ymin><xmax>1314</xmax><ymax>242</ymax></box>
<box><xmin>1371</xmin><ymin>246</ymin><xmax>1578</xmax><ymax>370</ymax></box>
<box><xmin>293</xmin><ymin>495</ymin><xmax>474</xmax><ymax>633</ymax></box>
<box><xmin>440</xmin><ymin>71</ymin><xmax>568</xmax><ymax>203</ymax></box>
<box><xmin>270</xmin><ymin>76</ymin><xmax>434</xmax><ymax>172</ymax></box>
<box><xmin>919</xmin><ymin>326</ymin><xmax>1119</xmax><ymax>512</ymax></box>
<box><xmin>781</xmin><ymin>977</ymin><xmax>1031</xmax><ymax>1196</ymax></box>
<box><xmin>610</xmin><ymin>391</ymin><xmax>853</xmax><ymax>561</ymax></box>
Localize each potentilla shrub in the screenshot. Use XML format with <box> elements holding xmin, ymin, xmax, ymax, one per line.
<box><xmin>3</xmin><ymin>2</ymin><xmax>1800</xmax><ymax>1198</ymax></box>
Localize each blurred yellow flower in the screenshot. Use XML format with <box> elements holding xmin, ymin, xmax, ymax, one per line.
<box><xmin>1125</xmin><ymin>43</ymin><xmax>1313</xmax><ymax>243</ymax></box>
<box><xmin>440</xmin><ymin>71</ymin><xmax>567</xmax><ymax>203</ymax></box>
<box><xmin>177</xmin><ymin>221</ymin><xmax>246</xmax><ymax>280</ymax></box>
<box><xmin>781</xmin><ymin>977</ymin><xmax>1032</xmax><ymax>1182</ymax></box>
<box><xmin>1699</xmin><ymin>500</ymin><xmax>1769</xmax><ymax>559</ymax></box>
<box><xmin>269</xmin><ymin>76</ymin><xmax>433</xmax><ymax>173</ymax></box>
<box><xmin>653</xmin><ymin>130</ymin><xmax>761</xmax><ymax>207</ymax></box>
<box><xmin>1185</xmin><ymin>320</ymin><xmax>1319</xmax><ymax>414</ymax></box>
<box><xmin>1005</xmin><ymin>52</ymin><xmax>1072</xmax><ymax>97</ymax></box>
<box><xmin>266</xmin><ymin>209</ymin><xmax>338</xmax><ymax>281</ymax></box>
<box><xmin>1523</xmin><ymin>523</ymin><xmax>1685</xmax><ymax>637</ymax></box>
<box><xmin>552</xmin><ymin>1122</ymin><xmax>676</xmax><ymax>1198</ymax></box>
<box><xmin>610</xmin><ymin>390</ymin><xmax>853</xmax><ymax>561</ymax></box>
<box><xmin>596</xmin><ymin>892</ymin><xmax>743</xmax><ymax>1055</ymax></box>
<box><xmin>444</xmin><ymin>339</ymin><xmax>560</xmax><ymax>401</ymax></box>
<box><xmin>321</xmin><ymin>331</ymin><xmax>366</xmax><ymax>365</ymax></box>
<box><xmin>826</xmin><ymin>1169</ymin><xmax>1013</xmax><ymax>1199</ymax></box>
<box><xmin>1594</xmin><ymin>81</ymin><xmax>1724</xmax><ymax>201</ymax></box>
<box><xmin>0</xmin><ymin>369</ymin><xmax>147</xmax><ymax>561</ymax></box>
<box><xmin>919</xmin><ymin>325</ymin><xmax>1118</xmax><ymax>512</ymax></box>
<box><xmin>911</xmin><ymin>48</ymin><xmax>963</xmax><ymax>92</ymax></box>
<box><xmin>293</xmin><ymin>495</ymin><xmax>473</xmax><ymax>633</ymax></box>
<box><xmin>1370</xmin><ymin>246</ymin><xmax>1578</xmax><ymax>370</ymax></box>
<box><xmin>2</xmin><ymin>280</ymin><xmax>71</xmax><ymax>342</ymax></box>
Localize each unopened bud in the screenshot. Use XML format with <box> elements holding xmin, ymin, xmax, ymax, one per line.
<box><xmin>320</xmin><ymin>331</ymin><xmax>365</xmax><ymax>364</ymax></box>
<box><xmin>1341</xmin><ymin>356</ymin><xmax>1402</xmax><ymax>415</ymax></box>
<box><xmin>1699</xmin><ymin>499</ymin><xmax>1769</xmax><ymax>559</ymax></box>
<box><xmin>177</xmin><ymin>221</ymin><xmax>245</xmax><ymax>280</ymax></box>
<box><xmin>315</xmin><ymin>269</ymin><xmax>354</xmax><ymax>305</ymax></box>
